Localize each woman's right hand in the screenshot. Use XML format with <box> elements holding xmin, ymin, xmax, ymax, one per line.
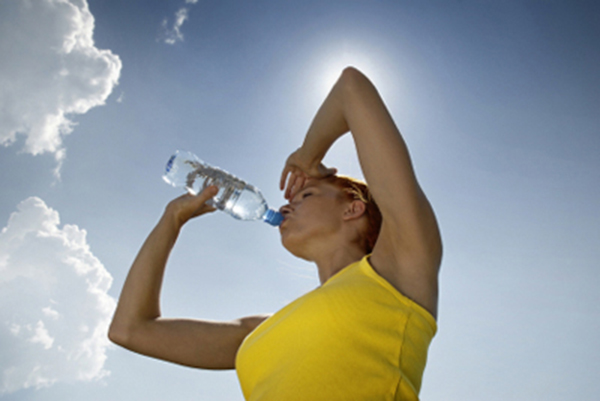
<box><xmin>165</xmin><ymin>185</ymin><xmax>219</xmax><ymax>228</ymax></box>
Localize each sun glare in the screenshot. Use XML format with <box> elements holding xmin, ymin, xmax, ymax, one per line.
<box><xmin>312</xmin><ymin>43</ymin><xmax>391</xmax><ymax>98</ymax></box>
<box><xmin>299</xmin><ymin>42</ymin><xmax>396</xmax><ymax>178</ymax></box>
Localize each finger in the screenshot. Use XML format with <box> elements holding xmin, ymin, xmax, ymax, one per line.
<box><xmin>286</xmin><ymin>173</ymin><xmax>302</xmax><ymax>199</ymax></box>
<box><xmin>198</xmin><ymin>185</ymin><xmax>219</xmax><ymax>201</ymax></box>
<box><xmin>284</xmin><ymin>171</ymin><xmax>297</xmax><ymax>199</ymax></box>
<box><xmin>190</xmin><ymin>185</ymin><xmax>218</xmax><ymax>210</ymax></box>
<box><xmin>287</xmin><ymin>174</ymin><xmax>306</xmax><ymax>200</ymax></box>
<box><xmin>280</xmin><ymin>167</ymin><xmax>290</xmax><ymax>191</ymax></box>
<box><xmin>317</xmin><ymin>163</ymin><xmax>337</xmax><ymax>178</ymax></box>
<box><xmin>325</xmin><ymin>167</ymin><xmax>338</xmax><ymax>177</ymax></box>
<box><xmin>295</xmin><ymin>174</ymin><xmax>307</xmax><ymax>195</ymax></box>
<box><xmin>188</xmin><ymin>186</ymin><xmax>218</xmax><ymax>218</ymax></box>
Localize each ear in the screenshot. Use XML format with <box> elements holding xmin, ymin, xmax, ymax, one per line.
<box><xmin>343</xmin><ymin>200</ymin><xmax>366</xmax><ymax>221</ymax></box>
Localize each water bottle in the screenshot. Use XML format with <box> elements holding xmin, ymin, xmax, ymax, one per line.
<box><xmin>162</xmin><ymin>151</ymin><xmax>284</xmax><ymax>227</ymax></box>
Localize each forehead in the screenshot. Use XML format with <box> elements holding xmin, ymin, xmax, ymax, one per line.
<box><xmin>304</xmin><ymin>178</ymin><xmax>338</xmax><ymax>191</ymax></box>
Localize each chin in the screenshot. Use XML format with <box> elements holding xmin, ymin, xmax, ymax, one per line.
<box><xmin>280</xmin><ymin>232</ymin><xmax>311</xmax><ymax>261</ymax></box>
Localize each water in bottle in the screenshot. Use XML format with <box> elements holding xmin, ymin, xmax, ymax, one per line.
<box><xmin>163</xmin><ymin>151</ymin><xmax>283</xmax><ymax>226</ymax></box>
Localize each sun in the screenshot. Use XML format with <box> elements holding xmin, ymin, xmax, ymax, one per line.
<box><xmin>311</xmin><ymin>42</ymin><xmax>391</xmax><ymax>98</ymax></box>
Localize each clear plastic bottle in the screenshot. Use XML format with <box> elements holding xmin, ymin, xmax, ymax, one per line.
<box><xmin>163</xmin><ymin>151</ymin><xmax>283</xmax><ymax>226</ymax></box>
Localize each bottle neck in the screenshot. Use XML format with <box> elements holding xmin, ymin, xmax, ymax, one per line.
<box><xmin>262</xmin><ymin>209</ymin><xmax>283</xmax><ymax>226</ymax></box>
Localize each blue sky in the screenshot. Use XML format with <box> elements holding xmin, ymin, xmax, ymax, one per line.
<box><xmin>1</xmin><ymin>0</ymin><xmax>599</xmax><ymax>400</ymax></box>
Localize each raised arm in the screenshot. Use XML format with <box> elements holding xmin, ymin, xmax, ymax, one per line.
<box><xmin>281</xmin><ymin>67</ymin><xmax>442</xmax><ymax>317</ymax></box>
<box><xmin>108</xmin><ymin>187</ymin><xmax>268</xmax><ymax>369</ymax></box>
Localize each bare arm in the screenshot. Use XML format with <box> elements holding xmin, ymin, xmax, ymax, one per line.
<box><xmin>108</xmin><ymin>187</ymin><xmax>268</xmax><ymax>369</ymax></box>
<box><xmin>281</xmin><ymin>67</ymin><xmax>442</xmax><ymax>317</ymax></box>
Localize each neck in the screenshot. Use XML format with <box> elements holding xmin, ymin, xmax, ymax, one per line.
<box><xmin>313</xmin><ymin>244</ymin><xmax>366</xmax><ymax>285</ymax></box>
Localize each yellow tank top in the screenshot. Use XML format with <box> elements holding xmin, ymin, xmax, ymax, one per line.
<box><xmin>235</xmin><ymin>256</ymin><xmax>437</xmax><ymax>401</ymax></box>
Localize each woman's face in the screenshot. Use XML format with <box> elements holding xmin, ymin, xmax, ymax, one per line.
<box><xmin>278</xmin><ymin>179</ymin><xmax>348</xmax><ymax>259</ymax></box>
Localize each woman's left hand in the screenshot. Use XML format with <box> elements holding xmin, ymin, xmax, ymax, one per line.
<box><xmin>279</xmin><ymin>148</ymin><xmax>337</xmax><ymax>200</ymax></box>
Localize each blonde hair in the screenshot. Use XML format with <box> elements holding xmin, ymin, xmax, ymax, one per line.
<box><xmin>325</xmin><ymin>175</ymin><xmax>382</xmax><ymax>254</ymax></box>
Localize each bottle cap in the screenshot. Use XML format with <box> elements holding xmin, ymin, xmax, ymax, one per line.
<box><xmin>263</xmin><ymin>209</ymin><xmax>284</xmax><ymax>227</ymax></box>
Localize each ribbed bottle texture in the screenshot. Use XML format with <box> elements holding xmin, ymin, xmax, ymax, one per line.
<box><xmin>163</xmin><ymin>151</ymin><xmax>283</xmax><ymax>226</ymax></box>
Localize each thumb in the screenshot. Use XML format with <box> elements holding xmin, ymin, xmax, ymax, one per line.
<box><xmin>185</xmin><ymin>185</ymin><xmax>218</xmax><ymax>220</ymax></box>
<box><xmin>319</xmin><ymin>165</ymin><xmax>338</xmax><ymax>177</ymax></box>
<box><xmin>197</xmin><ymin>185</ymin><xmax>219</xmax><ymax>203</ymax></box>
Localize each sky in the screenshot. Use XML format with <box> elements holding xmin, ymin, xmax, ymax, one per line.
<box><xmin>0</xmin><ymin>0</ymin><xmax>599</xmax><ymax>400</ymax></box>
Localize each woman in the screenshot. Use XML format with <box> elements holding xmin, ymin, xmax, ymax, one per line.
<box><xmin>109</xmin><ymin>67</ymin><xmax>442</xmax><ymax>400</ymax></box>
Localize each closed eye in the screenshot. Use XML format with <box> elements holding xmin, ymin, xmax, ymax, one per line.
<box><xmin>302</xmin><ymin>191</ymin><xmax>313</xmax><ymax>198</ymax></box>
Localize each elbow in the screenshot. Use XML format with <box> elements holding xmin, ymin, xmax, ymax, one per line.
<box><xmin>340</xmin><ymin>66</ymin><xmax>369</xmax><ymax>87</ymax></box>
<box><xmin>108</xmin><ymin>320</ymin><xmax>132</xmax><ymax>348</ymax></box>
<box><xmin>341</xmin><ymin>66</ymin><xmax>363</xmax><ymax>78</ymax></box>
<box><xmin>337</xmin><ymin>66</ymin><xmax>374</xmax><ymax>98</ymax></box>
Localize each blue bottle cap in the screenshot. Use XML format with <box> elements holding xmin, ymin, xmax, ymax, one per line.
<box><xmin>263</xmin><ymin>209</ymin><xmax>284</xmax><ymax>227</ymax></box>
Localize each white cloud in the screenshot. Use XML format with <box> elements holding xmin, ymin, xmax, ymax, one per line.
<box><xmin>0</xmin><ymin>197</ymin><xmax>116</xmax><ymax>394</ymax></box>
<box><xmin>161</xmin><ymin>1</ymin><xmax>199</xmax><ymax>45</ymax></box>
<box><xmin>0</xmin><ymin>0</ymin><xmax>121</xmax><ymax>170</ymax></box>
<box><xmin>29</xmin><ymin>321</ymin><xmax>55</xmax><ymax>350</ymax></box>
